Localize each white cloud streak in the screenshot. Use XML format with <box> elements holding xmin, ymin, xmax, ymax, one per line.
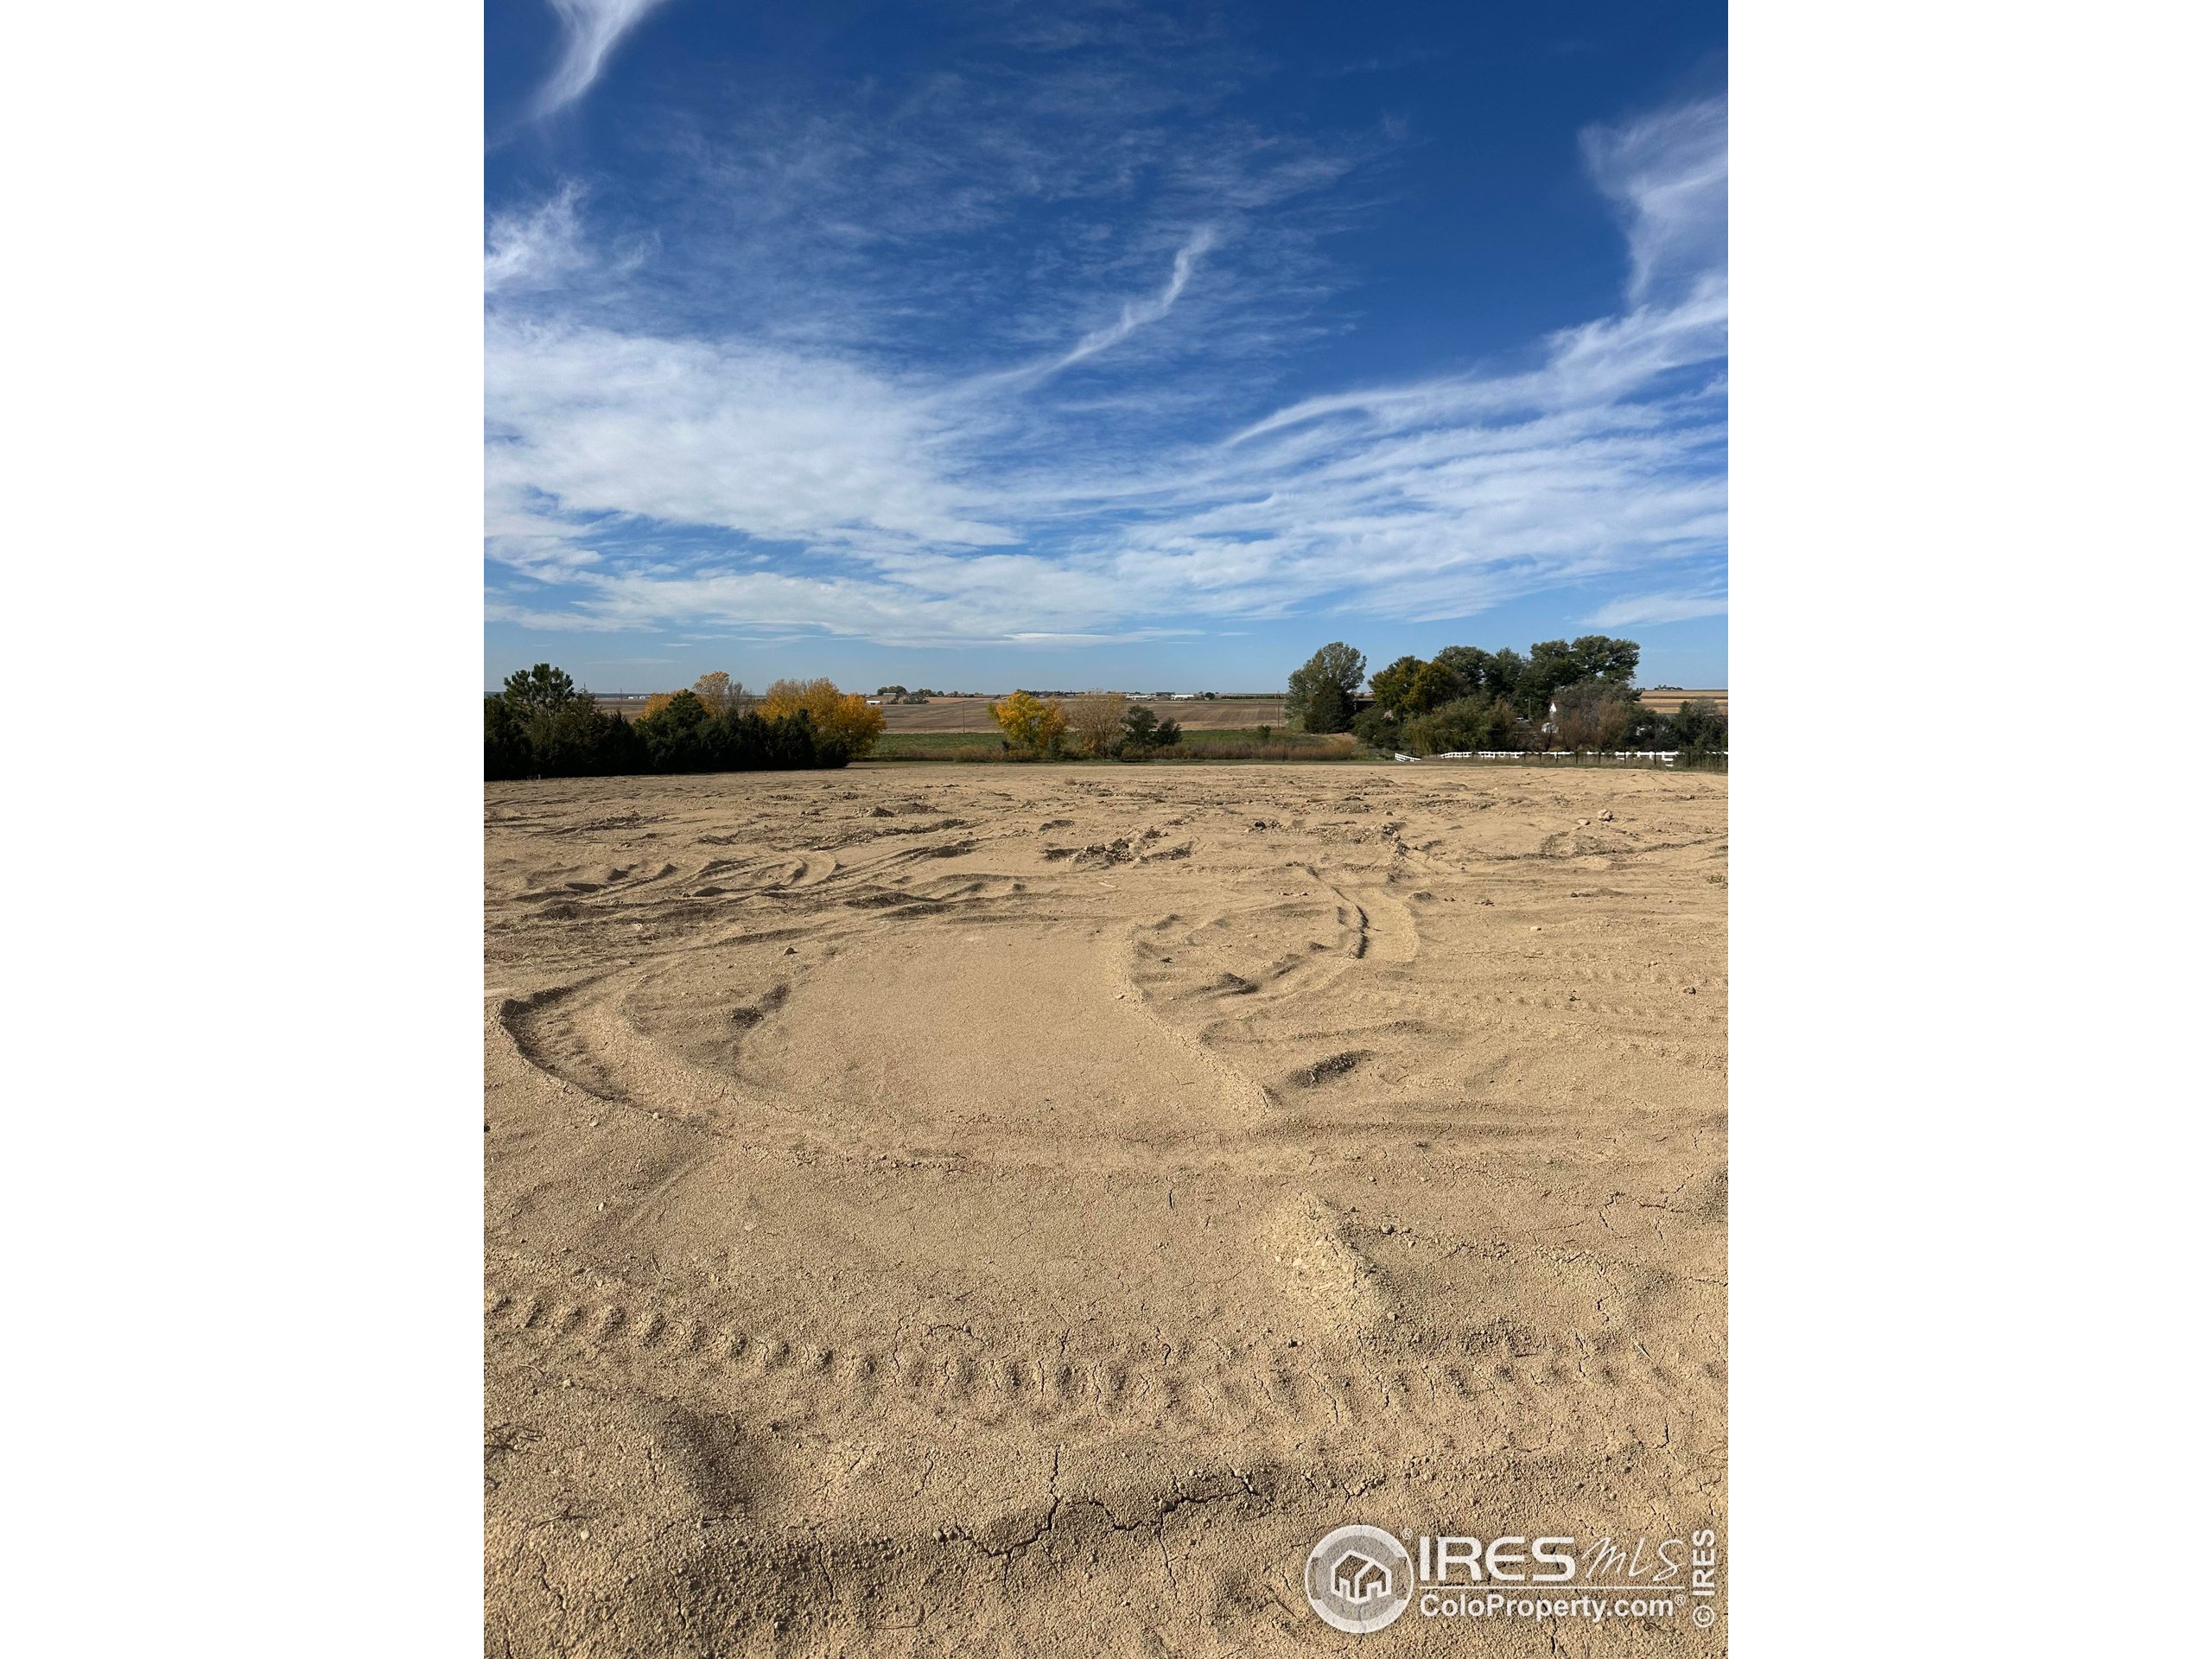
<box><xmin>1052</xmin><ymin>227</ymin><xmax>1218</xmax><ymax>371</ymax></box>
<box><xmin>486</xmin><ymin>65</ymin><xmax>1726</xmax><ymax>647</ymax></box>
<box><xmin>1581</xmin><ymin>99</ymin><xmax>1727</xmax><ymax>307</ymax></box>
<box><xmin>534</xmin><ymin>0</ymin><xmax>671</xmax><ymax>118</ymax></box>
<box><xmin>1582</xmin><ymin>588</ymin><xmax>1729</xmax><ymax>628</ymax></box>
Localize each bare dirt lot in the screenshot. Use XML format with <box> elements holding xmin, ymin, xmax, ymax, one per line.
<box><xmin>486</xmin><ymin>764</ymin><xmax>1727</xmax><ymax>1656</ymax></box>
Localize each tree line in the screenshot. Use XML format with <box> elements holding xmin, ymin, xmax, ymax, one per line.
<box><xmin>1284</xmin><ymin>636</ymin><xmax>1727</xmax><ymax>760</ymax></box>
<box><xmin>990</xmin><ymin>690</ymin><xmax>1184</xmax><ymax>760</ymax></box>
<box><xmin>484</xmin><ymin>665</ymin><xmax>886</xmax><ymax>780</ymax></box>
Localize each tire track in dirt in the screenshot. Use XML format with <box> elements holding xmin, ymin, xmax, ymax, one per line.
<box><xmin>484</xmin><ymin>1252</ymin><xmax>1703</xmax><ymax>1452</ymax></box>
<box><xmin>485</xmin><ymin>766</ymin><xmax>1728</xmax><ymax>1656</ymax></box>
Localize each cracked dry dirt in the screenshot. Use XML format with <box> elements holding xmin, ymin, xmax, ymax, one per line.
<box><xmin>485</xmin><ymin>763</ymin><xmax>1727</xmax><ymax>1656</ymax></box>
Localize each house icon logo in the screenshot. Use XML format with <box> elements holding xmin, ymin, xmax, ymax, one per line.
<box><xmin>1334</xmin><ymin>1549</ymin><xmax>1391</xmax><ymax>1601</ymax></box>
<box><xmin>1305</xmin><ymin>1523</ymin><xmax>1414</xmax><ymax>1633</ymax></box>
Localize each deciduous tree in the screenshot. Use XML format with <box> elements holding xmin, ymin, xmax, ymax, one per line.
<box><xmin>1285</xmin><ymin>642</ymin><xmax>1366</xmax><ymax>734</ymax></box>
<box><xmin>1431</xmin><ymin>645</ymin><xmax>1496</xmax><ymax>696</ymax></box>
<box><xmin>989</xmin><ymin>690</ymin><xmax>1068</xmax><ymax>757</ymax></box>
<box><xmin>692</xmin><ymin>671</ymin><xmax>745</xmax><ymax>716</ymax></box>
<box><xmin>1549</xmin><ymin>679</ymin><xmax>1642</xmax><ymax>753</ymax></box>
<box><xmin>1368</xmin><ymin>655</ymin><xmax>1425</xmax><ymax>718</ymax></box>
<box><xmin>1570</xmin><ymin>634</ymin><xmax>1641</xmax><ymax>683</ymax></box>
<box><xmin>1070</xmin><ymin>692</ymin><xmax>1128</xmax><ymax>757</ymax></box>
<box><xmin>761</xmin><ymin>677</ymin><xmax>886</xmax><ymax>755</ymax></box>
<box><xmin>1406</xmin><ymin>657</ymin><xmax>1469</xmax><ymax>715</ymax></box>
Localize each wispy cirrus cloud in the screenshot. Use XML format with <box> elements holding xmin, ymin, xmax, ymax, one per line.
<box><xmin>1580</xmin><ymin>97</ymin><xmax>1727</xmax><ymax>308</ymax></box>
<box><xmin>534</xmin><ymin>0</ymin><xmax>671</xmax><ymax>118</ymax></box>
<box><xmin>484</xmin><ymin>315</ymin><xmax>1015</xmax><ymax>556</ymax></box>
<box><xmin>1583</xmin><ymin>587</ymin><xmax>1730</xmax><ymax>628</ymax></box>
<box><xmin>485</xmin><ymin>12</ymin><xmax>1726</xmax><ymax>651</ymax></box>
<box><xmin>1050</xmin><ymin>227</ymin><xmax>1220</xmax><ymax>372</ymax></box>
<box><xmin>484</xmin><ymin>184</ymin><xmax>588</xmax><ymax>293</ymax></box>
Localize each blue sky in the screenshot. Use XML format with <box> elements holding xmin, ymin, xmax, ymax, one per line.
<box><xmin>486</xmin><ymin>0</ymin><xmax>1726</xmax><ymax>693</ymax></box>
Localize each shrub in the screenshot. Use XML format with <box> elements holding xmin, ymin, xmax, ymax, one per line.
<box><xmin>1351</xmin><ymin>707</ymin><xmax>1399</xmax><ymax>750</ymax></box>
<box><xmin>1396</xmin><ymin>709</ymin><xmax>1452</xmax><ymax>756</ymax></box>
<box><xmin>485</xmin><ymin>695</ymin><xmax>531</xmax><ymax>780</ymax></box>
<box><xmin>1673</xmin><ymin>697</ymin><xmax>1728</xmax><ymax>762</ymax></box>
<box><xmin>634</xmin><ymin>694</ymin><xmax>851</xmax><ymax>772</ymax></box>
<box><xmin>1119</xmin><ymin>705</ymin><xmax>1182</xmax><ymax>758</ymax></box>
<box><xmin>1400</xmin><ymin>695</ymin><xmax>1527</xmax><ymax>755</ymax></box>
<box><xmin>538</xmin><ymin>701</ymin><xmax>643</xmax><ymax>776</ymax></box>
<box><xmin>632</xmin><ymin>689</ymin><xmax>717</xmax><ymax>771</ymax></box>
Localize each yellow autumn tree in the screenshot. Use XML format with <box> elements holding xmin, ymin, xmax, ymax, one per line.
<box><xmin>990</xmin><ymin>690</ymin><xmax>1069</xmax><ymax>758</ymax></box>
<box><xmin>760</xmin><ymin>677</ymin><xmax>886</xmax><ymax>756</ymax></box>
<box><xmin>641</xmin><ymin>691</ymin><xmax>677</xmax><ymax>719</ymax></box>
<box><xmin>691</xmin><ymin>671</ymin><xmax>745</xmax><ymax>716</ymax></box>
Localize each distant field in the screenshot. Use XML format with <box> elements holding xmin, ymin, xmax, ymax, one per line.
<box><xmin>1637</xmin><ymin>689</ymin><xmax>1728</xmax><ymax>716</ymax></box>
<box><xmin>870</xmin><ymin>726</ymin><xmax>1358</xmax><ymax>761</ymax></box>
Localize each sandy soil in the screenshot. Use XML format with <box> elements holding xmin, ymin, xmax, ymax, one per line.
<box><xmin>485</xmin><ymin>763</ymin><xmax>1727</xmax><ymax>1656</ymax></box>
